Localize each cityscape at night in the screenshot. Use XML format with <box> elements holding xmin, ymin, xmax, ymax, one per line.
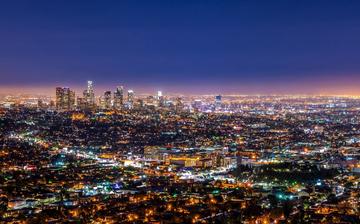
<box><xmin>1</xmin><ymin>1</ymin><xmax>360</xmax><ymax>224</ymax></box>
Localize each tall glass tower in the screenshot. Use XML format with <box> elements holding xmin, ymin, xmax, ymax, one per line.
<box><xmin>113</xmin><ymin>86</ymin><xmax>124</xmax><ymax>109</ymax></box>
<box><xmin>83</xmin><ymin>81</ymin><xmax>95</xmax><ymax>109</ymax></box>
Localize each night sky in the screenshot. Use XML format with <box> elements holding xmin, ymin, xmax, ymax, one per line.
<box><xmin>1</xmin><ymin>0</ymin><xmax>360</xmax><ymax>94</ymax></box>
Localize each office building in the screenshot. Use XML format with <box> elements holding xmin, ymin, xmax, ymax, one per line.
<box><xmin>55</xmin><ymin>87</ymin><xmax>75</xmax><ymax>110</ymax></box>
<box><xmin>215</xmin><ymin>95</ymin><xmax>222</xmax><ymax>110</ymax></box>
<box><xmin>113</xmin><ymin>86</ymin><xmax>124</xmax><ymax>109</ymax></box>
<box><xmin>127</xmin><ymin>90</ymin><xmax>134</xmax><ymax>108</ymax></box>
<box><xmin>157</xmin><ymin>91</ymin><xmax>164</xmax><ymax>107</ymax></box>
<box><xmin>103</xmin><ymin>91</ymin><xmax>112</xmax><ymax>109</ymax></box>
<box><xmin>83</xmin><ymin>81</ymin><xmax>95</xmax><ymax>109</ymax></box>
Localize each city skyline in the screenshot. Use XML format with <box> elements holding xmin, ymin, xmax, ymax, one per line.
<box><xmin>1</xmin><ymin>1</ymin><xmax>359</xmax><ymax>222</ymax></box>
<box><xmin>2</xmin><ymin>77</ymin><xmax>360</xmax><ymax>96</ymax></box>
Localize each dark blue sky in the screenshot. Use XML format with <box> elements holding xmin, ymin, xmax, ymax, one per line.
<box><xmin>1</xmin><ymin>0</ymin><xmax>360</xmax><ymax>94</ymax></box>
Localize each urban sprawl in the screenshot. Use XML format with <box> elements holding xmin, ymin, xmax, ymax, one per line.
<box><xmin>0</xmin><ymin>81</ymin><xmax>359</xmax><ymax>223</ymax></box>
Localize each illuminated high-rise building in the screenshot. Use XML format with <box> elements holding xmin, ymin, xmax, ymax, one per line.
<box><xmin>56</xmin><ymin>87</ymin><xmax>64</xmax><ymax>110</ymax></box>
<box><xmin>127</xmin><ymin>90</ymin><xmax>134</xmax><ymax>108</ymax></box>
<box><xmin>215</xmin><ymin>95</ymin><xmax>222</xmax><ymax>110</ymax></box>
<box><xmin>87</xmin><ymin>80</ymin><xmax>95</xmax><ymax>105</ymax></box>
<box><xmin>157</xmin><ymin>91</ymin><xmax>164</xmax><ymax>107</ymax></box>
<box><xmin>83</xmin><ymin>81</ymin><xmax>95</xmax><ymax>109</ymax></box>
<box><xmin>76</xmin><ymin>96</ymin><xmax>86</xmax><ymax>110</ymax></box>
<box><xmin>55</xmin><ymin>87</ymin><xmax>75</xmax><ymax>110</ymax></box>
<box><xmin>69</xmin><ymin>89</ymin><xmax>76</xmax><ymax>109</ymax></box>
<box><xmin>103</xmin><ymin>91</ymin><xmax>112</xmax><ymax>109</ymax></box>
<box><xmin>113</xmin><ymin>86</ymin><xmax>124</xmax><ymax>109</ymax></box>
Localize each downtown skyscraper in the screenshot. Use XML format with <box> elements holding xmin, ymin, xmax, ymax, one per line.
<box><xmin>113</xmin><ymin>86</ymin><xmax>124</xmax><ymax>110</ymax></box>
<box><xmin>103</xmin><ymin>90</ymin><xmax>112</xmax><ymax>109</ymax></box>
<box><xmin>127</xmin><ymin>89</ymin><xmax>135</xmax><ymax>108</ymax></box>
<box><xmin>83</xmin><ymin>81</ymin><xmax>95</xmax><ymax>110</ymax></box>
<box><xmin>55</xmin><ymin>87</ymin><xmax>75</xmax><ymax>110</ymax></box>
